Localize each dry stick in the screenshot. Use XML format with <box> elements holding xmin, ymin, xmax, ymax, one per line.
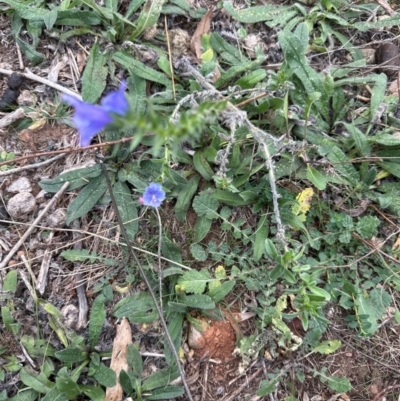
<box><xmin>0</xmin><ymin>153</ymin><xmax>67</xmax><ymax>177</ymax></box>
<box><xmin>222</xmin><ymin>367</ymin><xmax>263</xmax><ymax>401</ymax></box>
<box><xmin>0</xmin><ymin>67</ymin><xmax>82</xmax><ymax>99</ymax></box>
<box><xmin>0</xmin><ymin>182</ymin><xmax>70</xmax><ymax>269</ymax></box>
<box><xmin>372</xmin><ymin>384</ymin><xmax>400</xmax><ymax>401</ymax></box>
<box><xmin>72</xmin><ymin>219</ymin><xmax>89</xmax><ymax>329</ymax></box>
<box><xmin>97</xmin><ymin>159</ymin><xmax>194</xmax><ymax>401</ymax></box>
<box><xmin>0</xmin><ymin>135</ymin><xmax>136</xmax><ymax>169</ymax></box>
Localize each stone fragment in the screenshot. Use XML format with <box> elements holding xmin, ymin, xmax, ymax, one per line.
<box><xmin>7</xmin><ymin>177</ymin><xmax>32</xmax><ymax>193</ymax></box>
<box><xmin>7</xmin><ymin>192</ymin><xmax>36</xmax><ymax>218</ymax></box>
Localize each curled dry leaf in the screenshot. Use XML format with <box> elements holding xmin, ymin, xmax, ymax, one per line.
<box><xmin>105</xmin><ymin>318</ymin><xmax>132</xmax><ymax>401</ymax></box>
<box><xmin>190</xmin><ymin>10</ymin><xmax>213</xmax><ymax>59</ymax></box>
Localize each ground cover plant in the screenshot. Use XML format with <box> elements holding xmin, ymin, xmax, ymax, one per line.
<box><xmin>1</xmin><ymin>0</ymin><xmax>400</xmax><ymax>399</ymax></box>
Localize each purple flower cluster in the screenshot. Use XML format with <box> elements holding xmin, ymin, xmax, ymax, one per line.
<box><xmin>63</xmin><ymin>81</ymin><xmax>128</xmax><ymax>147</ymax></box>
<box><xmin>140</xmin><ymin>183</ymin><xmax>166</xmax><ymax>208</ymax></box>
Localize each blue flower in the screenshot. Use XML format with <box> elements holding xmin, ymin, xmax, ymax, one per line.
<box><xmin>63</xmin><ymin>81</ymin><xmax>128</xmax><ymax>147</ymax></box>
<box><xmin>141</xmin><ymin>183</ymin><xmax>166</xmax><ymax>208</ymax></box>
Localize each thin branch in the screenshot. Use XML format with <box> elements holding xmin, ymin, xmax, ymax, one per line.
<box><xmin>0</xmin><ymin>153</ymin><xmax>67</xmax><ymax>177</ymax></box>
<box><xmin>0</xmin><ymin>68</ymin><xmax>82</xmax><ymax>99</ymax></box>
<box><xmin>0</xmin><ymin>135</ymin><xmax>136</xmax><ymax>169</ymax></box>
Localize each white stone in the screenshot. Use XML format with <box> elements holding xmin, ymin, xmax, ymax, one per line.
<box><xmin>7</xmin><ymin>177</ymin><xmax>32</xmax><ymax>193</ymax></box>
<box><xmin>7</xmin><ymin>192</ymin><xmax>36</xmax><ymax>218</ymax></box>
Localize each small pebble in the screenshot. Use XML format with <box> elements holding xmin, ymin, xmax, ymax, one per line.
<box><xmin>7</xmin><ymin>191</ymin><xmax>36</xmax><ymax>219</ymax></box>
<box><xmin>7</xmin><ymin>177</ymin><xmax>32</xmax><ymax>193</ymax></box>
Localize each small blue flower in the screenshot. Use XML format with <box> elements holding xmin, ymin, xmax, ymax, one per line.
<box><xmin>63</xmin><ymin>81</ymin><xmax>128</xmax><ymax>147</ymax></box>
<box><xmin>141</xmin><ymin>183</ymin><xmax>166</xmax><ymax>208</ymax></box>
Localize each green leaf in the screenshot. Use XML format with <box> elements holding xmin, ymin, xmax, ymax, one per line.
<box><xmin>369</xmin><ymin>73</ymin><xmax>387</xmax><ymax>125</ymax></box>
<box><xmin>355</xmin><ymin>216</ymin><xmax>380</xmax><ymax>239</ymax></box>
<box><xmin>344</xmin><ymin>122</ymin><xmax>371</xmax><ymax>156</ymax></box>
<box><xmin>207</xmin><ymin>280</ymin><xmax>235</xmax><ymax>302</ymax></box>
<box><xmin>93</xmin><ymin>363</ymin><xmax>116</xmax><ymax>387</ymax></box>
<box><xmin>164</xmin><ymin>312</ymin><xmax>184</xmax><ymax>365</ymax></box>
<box><xmin>66</xmin><ymin>173</ymin><xmax>108</xmax><ymax>225</ymax></box>
<box><xmin>113</xmin><ymin>181</ymin><xmax>138</xmax><ymax>241</ymax></box>
<box><xmin>142</xmin><ymin>366</ymin><xmax>180</xmax><ymax>392</ymax></box>
<box><xmin>113</xmin><ymin>51</ymin><xmax>171</xmax><ymax>88</ymax></box>
<box><xmin>377</xmin><ymin>161</ymin><xmax>400</xmax><ymax>179</ymax></box>
<box><xmin>177</xmin><ymin>269</ymin><xmax>212</xmax><ymax>294</ymax></box>
<box><xmin>192</xmin><ymin>194</ymin><xmax>219</xmax><ymax>218</ymax></box>
<box><xmin>179</xmin><ymin>294</ymin><xmax>215</xmax><ymax>309</ymax></box>
<box><xmin>161</xmin><ymin>236</ymin><xmax>182</xmax><ymax>264</ymax></box>
<box><xmin>80</xmin><ymin>385</ymin><xmax>105</xmax><ymax>401</ymax></box>
<box><xmin>369</xmin><ymin>133</ymin><xmax>400</xmax><ymax>146</ymax></box>
<box><xmin>129</xmin><ymin>0</ymin><xmax>166</xmax><ymax>39</ymax></box>
<box><xmin>113</xmin><ymin>292</ymin><xmax>158</xmax><ymax>323</ymax></box>
<box><xmin>55</xmin><ymin>348</ymin><xmax>88</xmax><ymax>363</ymax></box>
<box><xmin>127</xmin><ymin>344</ymin><xmax>143</xmax><ymax>378</ymax></box>
<box><xmin>325</xmin><ymin>376</ymin><xmax>352</xmax><ymax>392</ymax></box>
<box><xmin>193</xmin><ymin>215</ymin><xmax>212</xmax><ymax>242</ymax></box>
<box><xmin>89</xmin><ymin>295</ymin><xmax>106</xmax><ymax>349</ymax></box>
<box><xmin>265</xmin><ymin>239</ymin><xmax>279</xmax><ymax>261</ymax></box>
<box><xmin>8</xmin><ymin>389</ymin><xmax>38</xmax><ymax>401</ymax></box>
<box><xmin>39</xmin><ymin>165</ymin><xmax>102</xmax><ymax>193</ymax></box>
<box><xmin>312</xmin><ymin>340</ymin><xmax>341</xmax><ymax>354</ymax></box>
<box><xmin>41</xmin><ymin>387</ymin><xmax>68</xmax><ymax>401</ymax></box>
<box><xmin>3</xmin><ymin>270</ymin><xmax>17</xmax><ymax>293</ymax></box>
<box><xmin>212</xmin><ymin>189</ymin><xmax>249</xmax><ymax>206</ymax></box>
<box><xmin>253</xmin><ymin>215</ymin><xmax>268</xmax><ymax>262</ymax></box>
<box><xmin>257</xmin><ymin>378</ymin><xmax>279</xmax><ymax>396</ymax></box>
<box><xmin>193</xmin><ymin>151</ymin><xmax>214</xmax><ymax>181</ymax></box>
<box><xmin>327</xmin><ymin>146</ymin><xmax>360</xmax><ymax>186</ymax></box>
<box><xmin>55</xmin><ymin>376</ymin><xmax>81</xmax><ymax>399</ymax></box>
<box><xmin>20</xmin><ymin>367</ymin><xmax>53</xmax><ymax>394</ymax></box>
<box><xmin>223</xmin><ymin>0</ymin><xmax>283</xmax><ymax>23</ymax></box>
<box><xmin>146</xmin><ymin>386</ymin><xmax>184</xmax><ymax>400</ymax></box>
<box><xmin>190</xmin><ymin>243</ymin><xmax>208</xmax><ymax>262</ymax></box>
<box><xmin>81</xmin><ymin>42</ymin><xmax>108</xmax><ymax>103</ymax></box>
<box><xmin>306</xmin><ymin>166</ymin><xmax>327</xmax><ymax>190</ymax></box>
<box><xmin>235</xmin><ymin>69</ymin><xmax>267</xmax><ymax>89</ymax></box>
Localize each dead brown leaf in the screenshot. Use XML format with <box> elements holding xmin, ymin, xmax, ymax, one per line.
<box><xmin>190</xmin><ymin>10</ymin><xmax>213</xmax><ymax>59</ymax></box>
<box><xmin>105</xmin><ymin>318</ymin><xmax>132</xmax><ymax>401</ymax></box>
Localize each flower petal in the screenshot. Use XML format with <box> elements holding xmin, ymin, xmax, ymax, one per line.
<box><xmin>142</xmin><ymin>182</ymin><xmax>166</xmax><ymax>208</ymax></box>
<box><xmin>101</xmin><ymin>80</ymin><xmax>128</xmax><ymax>116</ymax></box>
<box><xmin>63</xmin><ymin>94</ymin><xmax>113</xmax><ymax>147</ymax></box>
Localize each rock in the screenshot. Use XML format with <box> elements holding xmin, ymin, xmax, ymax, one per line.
<box><xmin>0</xmin><ymin>88</ymin><xmax>18</xmax><ymax>110</ymax></box>
<box><xmin>7</xmin><ymin>192</ymin><xmax>36</xmax><ymax>218</ymax></box>
<box><xmin>7</xmin><ymin>177</ymin><xmax>32</xmax><ymax>193</ymax></box>
<box><xmin>376</xmin><ymin>43</ymin><xmax>400</xmax><ymax>77</ymax></box>
<box><xmin>46</xmin><ymin>208</ymin><xmax>66</xmax><ymax>228</ymax></box>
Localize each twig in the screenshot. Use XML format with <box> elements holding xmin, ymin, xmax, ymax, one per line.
<box><xmin>0</xmin><ymin>68</ymin><xmax>82</xmax><ymax>99</ymax></box>
<box><xmin>19</xmin><ymin>270</ymin><xmax>37</xmax><ymax>300</ymax></box>
<box><xmin>222</xmin><ymin>367</ymin><xmax>263</xmax><ymax>401</ymax></box>
<box><xmin>15</xmin><ymin>42</ymin><xmax>24</xmax><ymax>70</ymax></box>
<box><xmin>20</xmin><ymin>254</ymin><xmax>37</xmax><ymax>286</ymax></box>
<box><xmin>331</xmin><ymin>330</ymin><xmax>400</xmax><ymax>374</ymax></box>
<box><xmin>201</xmin><ymin>361</ymin><xmax>210</xmax><ymax>401</ymax></box>
<box><xmin>0</xmin><ymin>182</ymin><xmax>69</xmax><ymax>269</ymax></box>
<box><xmin>372</xmin><ymin>384</ymin><xmax>400</xmax><ymax>401</ymax></box>
<box><xmin>0</xmin><ymin>153</ymin><xmax>67</xmax><ymax>177</ymax></box>
<box><xmin>0</xmin><ymin>108</ymin><xmax>25</xmax><ymax>129</ymax></box>
<box><xmin>97</xmin><ymin>158</ymin><xmax>194</xmax><ymax>401</ymax></box>
<box><xmin>36</xmin><ymin>249</ymin><xmax>51</xmax><ymax>295</ymax></box>
<box><xmin>0</xmin><ymin>135</ymin><xmax>136</xmax><ymax>168</ymax></box>
<box><xmin>72</xmin><ymin>219</ymin><xmax>88</xmax><ymax>329</ymax></box>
